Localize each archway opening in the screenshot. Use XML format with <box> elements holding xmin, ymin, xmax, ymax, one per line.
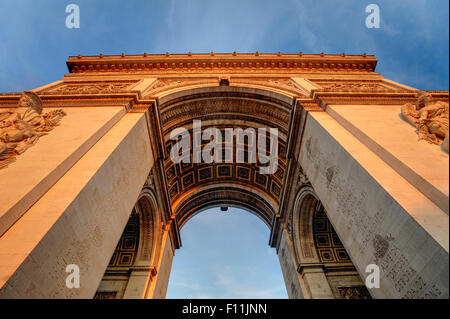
<box><xmin>94</xmin><ymin>191</ymin><xmax>160</xmax><ymax>299</ymax></box>
<box><xmin>292</xmin><ymin>188</ymin><xmax>372</xmax><ymax>299</ymax></box>
<box><xmin>166</xmin><ymin>206</ymin><xmax>288</xmax><ymax>299</ymax></box>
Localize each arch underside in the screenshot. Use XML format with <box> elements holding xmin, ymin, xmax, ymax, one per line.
<box><xmin>159</xmin><ymin>86</ymin><xmax>292</xmax><ymax>228</ymax></box>
<box><xmin>175</xmin><ymin>185</ymin><xmax>276</xmax><ymax>228</ymax></box>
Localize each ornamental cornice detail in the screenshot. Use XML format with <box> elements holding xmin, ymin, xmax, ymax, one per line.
<box><xmin>66</xmin><ymin>52</ymin><xmax>377</xmax><ymax>74</ymax></box>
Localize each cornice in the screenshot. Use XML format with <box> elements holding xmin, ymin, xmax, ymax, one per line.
<box><xmin>66</xmin><ymin>52</ymin><xmax>378</xmax><ymax>74</ymax></box>
<box><xmin>425</xmin><ymin>90</ymin><xmax>450</xmax><ymax>101</ymax></box>
<box><xmin>313</xmin><ymin>92</ymin><xmax>449</xmax><ymax>106</ymax></box>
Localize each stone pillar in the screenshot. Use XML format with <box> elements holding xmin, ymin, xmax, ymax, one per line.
<box><xmin>296</xmin><ymin>111</ymin><xmax>449</xmax><ymax>298</ymax></box>
<box><xmin>122</xmin><ymin>267</ymin><xmax>155</xmax><ymax>299</ymax></box>
<box><xmin>0</xmin><ymin>112</ymin><xmax>154</xmax><ymax>298</ymax></box>
<box><xmin>277</xmin><ymin>227</ymin><xmax>305</xmax><ymax>299</ymax></box>
<box><xmin>298</xmin><ymin>264</ymin><xmax>334</xmax><ymax>299</ymax></box>
<box><xmin>145</xmin><ymin>226</ymin><xmax>175</xmax><ymax>299</ymax></box>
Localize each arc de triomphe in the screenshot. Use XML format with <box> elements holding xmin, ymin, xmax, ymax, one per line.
<box><xmin>0</xmin><ymin>52</ymin><xmax>448</xmax><ymax>299</ymax></box>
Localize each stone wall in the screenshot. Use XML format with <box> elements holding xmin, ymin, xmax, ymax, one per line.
<box><xmin>0</xmin><ymin>113</ymin><xmax>153</xmax><ymax>298</ymax></box>
<box><xmin>297</xmin><ymin>112</ymin><xmax>449</xmax><ymax>298</ymax></box>
<box><xmin>277</xmin><ymin>228</ymin><xmax>304</xmax><ymax>299</ymax></box>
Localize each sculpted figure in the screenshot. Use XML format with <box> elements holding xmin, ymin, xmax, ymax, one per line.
<box><xmin>0</xmin><ymin>91</ymin><xmax>66</xmax><ymax>169</ymax></box>
<box><xmin>401</xmin><ymin>91</ymin><xmax>449</xmax><ymax>151</ymax></box>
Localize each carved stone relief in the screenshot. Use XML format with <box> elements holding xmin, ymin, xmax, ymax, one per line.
<box><xmin>313</xmin><ymin>81</ymin><xmax>399</xmax><ymax>93</ymax></box>
<box><xmin>0</xmin><ymin>92</ymin><xmax>66</xmax><ymax>169</ymax></box>
<box><xmin>286</xmin><ymin>167</ymin><xmax>310</xmax><ymax>237</ymax></box>
<box><xmin>43</xmin><ymin>82</ymin><xmax>136</xmax><ymax>95</ymax></box>
<box><xmin>231</xmin><ymin>78</ymin><xmax>306</xmax><ymax>96</ymax></box>
<box><xmin>373</xmin><ymin>233</ymin><xmax>395</xmax><ymax>263</ymax></box>
<box><xmin>303</xmin><ymin>133</ymin><xmax>446</xmax><ymax>298</ymax></box>
<box><xmin>401</xmin><ymin>91</ymin><xmax>449</xmax><ymax>150</ymax></box>
<box><xmin>144</xmin><ymin>170</ymin><xmax>155</xmax><ymax>188</ymax></box>
<box><xmin>337</xmin><ymin>286</ymin><xmax>371</xmax><ymax>299</ymax></box>
<box><xmin>144</xmin><ymin>78</ymin><xmax>219</xmax><ymax>97</ymax></box>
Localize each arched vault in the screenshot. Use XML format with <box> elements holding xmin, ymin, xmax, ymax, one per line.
<box><xmin>155</xmin><ymin>86</ymin><xmax>297</xmax><ymax>229</ymax></box>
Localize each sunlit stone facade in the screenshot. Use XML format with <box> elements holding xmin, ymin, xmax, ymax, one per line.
<box><xmin>0</xmin><ymin>53</ymin><xmax>448</xmax><ymax>299</ymax></box>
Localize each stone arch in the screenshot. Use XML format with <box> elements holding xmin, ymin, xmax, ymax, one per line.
<box><xmin>145</xmin><ymin>77</ymin><xmax>306</xmax><ymax>102</ymax></box>
<box><xmin>291</xmin><ymin>186</ymin><xmax>371</xmax><ymax>299</ymax></box>
<box><xmin>156</xmin><ymin>85</ymin><xmax>293</xmax><ymax>231</ymax></box>
<box><xmin>94</xmin><ymin>188</ymin><xmax>161</xmax><ymax>299</ymax></box>
<box><xmin>134</xmin><ymin>188</ymin><xmax>162</xmax><ymax>266</ymax></box>
<box><xmin>157</xmin><ymin>86</ymin><xmax>293</xmax><ymax>138</ymax></box>
<box><xmin>148</xmin><ymin>85</ymin><xmax>296</xmax><ymax>298</ymax></box>
<box><xmin>174</xmin><ymin>183</ymin><xmax>276</xmax><ymax>229</ymax></box>
<box><xmin>292</xmin><ymin>186</ymin><xmax>322</xmax><ymax>264</ymax></box>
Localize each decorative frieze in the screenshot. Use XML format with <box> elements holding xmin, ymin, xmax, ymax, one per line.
<box><xmin>144</xmin><ymin>78</ymin><xmax>219</xmax><ymax>97</ymax></box>
<box><xmin>231</xmin><ymin>78</ymin><xmax>307</xmax><ymax>97</ymax></box>
<box><xmin>312</xmin><ymin>80</ymin><xmax>403</xmax><ymax>93</ymax></box>
<box><xmin>41</xmin><ymin>81</ymin><xmax>138</xmax><ymax>95</ymax></box>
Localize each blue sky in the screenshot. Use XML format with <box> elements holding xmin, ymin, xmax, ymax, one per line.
<box><xmin>0</xmin><ymin>1</ymin><xmax>448</xmax><ymax>298</ymax></box>
<box><xmin>0</xmin><ymin>0</ymin><xmax>448</xmax><ymax>92</ymax></box>
<box><xmin>166</xmin><ymin>207</ymin><xmax>287</xmax><ymax>299</ymax></box>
